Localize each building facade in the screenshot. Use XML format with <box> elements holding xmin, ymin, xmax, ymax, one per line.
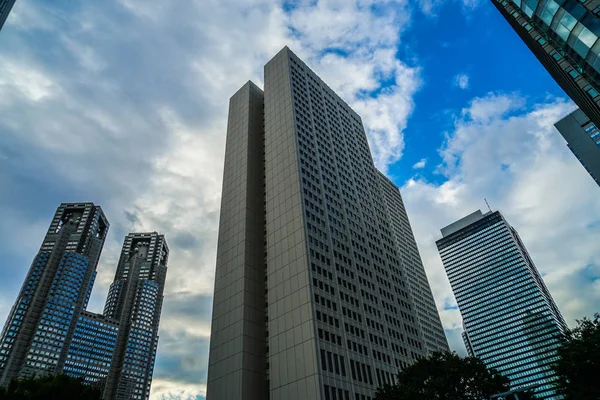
<box><xmin>0</xmin><ymin>203</ymin><xmax>109</xmax><ymax>386</ymax></box>
<box><xmin>492</xmin><ymin>0</ymin><xmax>600</xmax><ymax>129</ymax></box>
<box><xmin>436</xmin><ymin>210</ymin><xmax>567</xmax><ymax>399</ymax></box>
<box><xmin>102</xmin><ymin>232</ymin><xmax>169</xmax><ymax>400</ymax></box>
<box><xmin>555</xmin><ymin>107</ymin><xmax>600</xmax><ymax>185</ymax></box>
<box><xmin>0</xmin><ymin>203</ymin><xmax>168</xmax><ymax>400</ymax></box>
<box><xmin>63</xmin><ymin>311</ymin><xmax>119</xmax><ymax>387</ymax></box>
<box><xmin>207</xmin><ymin>47</ymin><xmax>448</xmax><ymax>400</ymax></box>
<box><xmin>0</xmin><ymin>0</ymin><xmax>16</xmax><ymax>31</ymax></box>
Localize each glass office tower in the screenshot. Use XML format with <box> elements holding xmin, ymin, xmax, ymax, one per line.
<box><xmin>103</xmin><ymin>232</ymin><xmax>168</xmax><ymax>400</ymax></box>
<box><xmin>207</xmin><ymin>47</ymin><xmax>448</xmax><ymax>400</ymax></box>
<box><xmin>0</xmin><ymin>203</ymin><xmax>109</xmax><ymax>386</ymax></box>
<box><xmin>555</xmin><ymin>107</ymin><xmax>600</xmax><ymax>185</ymax></box>
<box><xmin>436</xmin><ymin>210</ymin><xmax>567</xmax><ymax>399</ymax></box>
<box><xmin>492</xmin><ymin>0</ymin><xmax>600</xmax><ymax>129</ymax></box>
<box><xmin>0</xmin><ymin>0</ymin><xmax>16</xmax><ymax>31</ymax></box>
<box><xmin>0</xmin><ymin>203</ymin><xmax>168</xmax><ymax>399</ymax></box>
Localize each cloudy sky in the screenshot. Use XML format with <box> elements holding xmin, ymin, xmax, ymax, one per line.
<box><xmin>1</xmin><ymin>0</ymin><xmax>599</xmax><ymax>399</ymax></box>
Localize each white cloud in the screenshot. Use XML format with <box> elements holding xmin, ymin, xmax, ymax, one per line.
<box><xmin>417</xmin><ymin>0</ymin><xmax>482</xmax><ymax>16</ymax></box>
<box><xmin>149</xmin><ymin>379</ymin><xmax>206</xmax><ymax>400</ymax></box>
<box><xmin>453</xmin><ymin>72</ymin><xmax>470</xmax><ymax>90</ymax></box>
<box><xmin>401</xmin><ymin>93</ymin><xmax>600</xmax><ymax>352</ymax></box>
<box><xmin>413</xmin><ymin>158</ymin><xmax>427</xmax><ymax>169</ymax></box>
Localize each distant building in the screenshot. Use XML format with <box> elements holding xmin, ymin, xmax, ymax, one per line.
<box><xmin>0</xmin><ymin>203</ymin><xmax>168</xmax><ymax>400</ymax></box>
<box><xmin>0</xmin><ymin>0</ymin><xmax>16</xmax><ymax>31</ymax></box>
<box><xmin>436</xmin><ymin>210</ymin><xmax>567</xmax><ymax>399</ymax></box>
<box><xmin>555</xmin><ymin>108</ymin><xmax>600</xmax><ymax>186</ymax></box>
<box><xmin>0</xmin><ymin>203</ymin><xmax>109</xmax><ymax>386</ymax></box>
<box><xmin>102</xmin><ymin>233</ymin><xmax>169</xmax><ymax>400</ymax></box>
<box><xmin>206</xmin><ymin>46</ymin><xmax>448</xmax><ymax>400</ymax></box>
<box><xmin>492</xmin><ymin>0</ymin><xmax>600</xmax><ymax>130</ymax></box>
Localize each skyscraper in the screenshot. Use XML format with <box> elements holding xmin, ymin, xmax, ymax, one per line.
<box><xmin>0</xmin><ymin>0</ymin><xmax>16</xmax><ymax>31</ymax></box>
<box><xmin>207</xmin><ymin>47</ymin><xmax>448</xmax><ymax>400</ymax></box>
<box><xmin>102</xmin><ymin>232</ymin><xmax>169</xmax><ymax>400</ymax></box>
<box><xmin>63</xmin><ymin>232</ymin><xmax>168</xmax><ymax>400</ymax></box>
<box><xmin>491</xmin><ymin>0</ymin><xmax>600</xmax><ymax>129</ymax></box>
<box><xmin>0</xmin><ymin>203</ymin><xmax>109</xmax><ymax>386</ymax></box>
<box><xmin>0</xmin><ymin>203</ymin><xmax>168</xmax><ymax>400</ymax></box>
<box><xmin>555</xmin><ymin>107</ymin><xmax>600</xmax><ymax>186</ymax></box>
<box><xmin>436</xmin><ymin>210</ymin><xmax>567</xmax><ymax>399</ymax></box>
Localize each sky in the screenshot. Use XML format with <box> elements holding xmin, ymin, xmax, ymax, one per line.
<box><xmin>0</xmin><ymin>0</ymin><xmax>599</xmax><ymax>399</ymax></box>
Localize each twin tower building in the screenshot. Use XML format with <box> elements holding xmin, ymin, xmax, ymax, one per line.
<box><xmin>0</xmin><ymin>203</ymin><xmax>168</xmax><ymax>400</ymax></box>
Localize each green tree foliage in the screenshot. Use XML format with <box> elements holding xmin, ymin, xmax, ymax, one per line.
<box><xmin>374</xmin><ymin>352</ymin><xmax>509</xmax><ymax>400</ymax></box>
<box><xmin>0</xmin><ymin>374</ymin><xmax>101</xmax><ymax>400</ymax></box>
<box><xmin>552</xmin><ymin>313</ymin><xmax>600</xmax><ymax>399</ymax></box>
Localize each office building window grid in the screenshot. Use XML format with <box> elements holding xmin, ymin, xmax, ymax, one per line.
<box><xmin>208</xmin><ymin>48</ymin><xmax>449</xmax><ymax>400</ymax></box>
<box><xmin>288</xmin><ymin>53</ymin><xmax>431</xmax><ymax>397</ymax></box>
<box><xmin>437</xmin><ymin>211</ymin><xmax>568</xmax><ymax>399</ymax></box>
<box><xmin>63</xmin><ymin>313</ymin><xmax>119</xmax><ymax>384</ymax></box>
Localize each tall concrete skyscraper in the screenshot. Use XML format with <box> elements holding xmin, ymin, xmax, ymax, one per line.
<box><xmin>0</xmin><ymin>0</ymin><xmax>16</xmax><ymax>31</ymax></box>
<box><xmin>491</xmin><ymin>0</ymin><xmax>600</xmax><ymax>129</ymax></box>
<box><xmin>436</xmin><ymin>210</ymin><xmax>567</xmax><ymax>399</ymax></box>
<box><xmin>555</xmin><ymin>107</ymin><xmax>600</xmax><ymax>186</ymax></box>
<box><xmin>207</xmin><ymin>47</ymin><xmax>448</xmax><ymax>400</ymax></box>
<box><xmin>102</xmin><ymin>232</ymin><xmax>169</xmax><ymax>400</ymax></box>
<box><xmin>0</xmin><ymin>203</ymin><xmax>109</xmax><ymax>386</ymax></box>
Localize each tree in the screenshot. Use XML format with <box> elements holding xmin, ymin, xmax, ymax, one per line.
<box><xmin>552</xmin><ymin>312</ymin><xmax>600</xmax><ymax>399</ymax></box>
<box><xmin>0</xmin><ymin>374</ymin><xmax>101</xmax><ymax>400</ymax></box>
<box><xmin>374</xmin><ymin>352</ymin><xmax>510</xmax><ymax>400</ymax></box>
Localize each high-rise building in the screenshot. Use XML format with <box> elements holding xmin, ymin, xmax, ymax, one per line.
<box><xmin>491</xmin><ymin>0</ymin><xmax>600</xmax><ymax>129</ymax></box>
<box><xmin>207</xmin><ymin>47</ymin><xmax>448</xmax><ymax>400</ymax></box>
<box><xmin>0</xmin><ymin>203</ymin><xmax>109</xmax><ymax>386</ymax></box>
<box><xmin>102</xmin><ymin>232</ymin><xmax>169</xmax><ymax>400</ymax></box>
<box><xmin>0</xmin><ymin>203</ymin><xmax>168</xmax><ymax>400</ymax></box>
<box><xmin>555</xmin><ymin>107</ymin><xmax>600</xmax><ymax>186</ymax></box>
<box><xmin>377</xmin><ymin>172</ymin><xmax>449</xmax><ymax>354</ymax></box>
<box><xmin>436</xmin><ymin>210</ymin><xmax>567</xmax><ymax>399</ymax></box>
<box><xmin>0</xmin><ymin>0</ymin><xmax>16</xmax><ymax>31</ymax></box>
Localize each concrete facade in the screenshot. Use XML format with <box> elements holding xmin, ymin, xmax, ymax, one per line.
<box><xmin>555</xmin><ymin>107</ymin><xmax>600</xmax><ymax>186</ymax></box>
<box><xmin>207</xmin><ymin>47</ymin><xmax>448</xmax><ymax>400</ymax></box>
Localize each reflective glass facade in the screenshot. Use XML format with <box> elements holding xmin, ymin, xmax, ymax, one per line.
<box><xmin>103</xmin><ymin>233</ymin><xmax>168</xmax><ymax>400</ymax></box>
<box><xmin>0</xmin><ymin>204</ymin><xmax>167</xmax><ymax>400</ymax></box>
<box><xmin>0</xmin><ymin>203</ymin><xmax>109</xmax><ymax>385</ymax></box>
<box><xmin>436</xmin><ymin>211</ymin><xmax>567</xmax><ymax>399</ymax></box>
<box><xmin>555</xmin><ymin>107</ymin><xmax>600</xmax><ymax>186</ymax></box>
<box><xmin>0</xmin><ymin>0</ymin><xmax>16</xmax><ymax>31</ymax></box>
<box><xmin>492</xmin><ymin>0</ymin><xmax>600</xmax><ymax>129</ymax></box>
<box><xmin>207</xmin><ymin>47</ymin><xmax>448</xmax><ymax>400</ymax></box>
<box><xmin>63</xmin><ymin>311</ymin><xmax>119</xmax><ymax>386</ymax></box>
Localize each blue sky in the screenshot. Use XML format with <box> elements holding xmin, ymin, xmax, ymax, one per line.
<box><xmin>1</xmin><ymin>0</ymin><xmax>599</xmax><ymax>399</ymax></box>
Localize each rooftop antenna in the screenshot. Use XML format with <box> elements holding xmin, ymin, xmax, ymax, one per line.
<box><xmin>484</xmin><ymin>198</ymin><xmax>492</xmax><ymax>212</ymax></box>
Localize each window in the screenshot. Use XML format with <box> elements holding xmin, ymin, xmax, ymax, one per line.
<box><xmin>567</xmin><ymin>67</ymin><xmax>580</xmax><ymax>78</ymax></box>
<box><xmin>584</xmin><ymin>84</ymin><xmax>600</xmax><ymax>98</ymax></box>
